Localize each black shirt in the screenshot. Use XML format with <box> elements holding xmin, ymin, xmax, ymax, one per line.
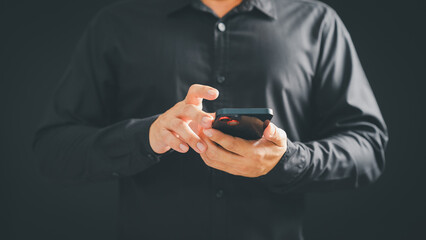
<box><xmin>33</xmin><ymin>0</ymin><xmax>389</xmax><ymax>239</ymax></box>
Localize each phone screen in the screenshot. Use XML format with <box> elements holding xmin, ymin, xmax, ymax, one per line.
<box><xmin>212</xmin><ymin>108</ymin><xmax>273</xmax><ymax>140</ymax></box>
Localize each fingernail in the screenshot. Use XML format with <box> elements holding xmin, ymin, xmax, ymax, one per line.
<box><xmin>180</xmin><ymin>144</ymin><xmax>188</xmax><ymax>152</ymax></box>
<box><xmin>203</xmin><ymin>129</ymin><xmax>213</xmax><ymax>137</ymax></box>
<box><xmin>197</xmin><ymin>142</ymin><xmax>206</xmax><ymax>152</ymax></box>
<box><xmin>208</xmin><ymin>89</ymin><xmax>218</xmax><ymax>96</ymax></box>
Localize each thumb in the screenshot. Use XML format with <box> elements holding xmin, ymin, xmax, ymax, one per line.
<box><xmin>263</xmin><ymin>122</ymin><xmax>287</xmax><ymax>147</ymax></box>
<box><xmin>208</xmin><ymin>112</ymin><xmax>216</xmax><ymax>119</ymax></box>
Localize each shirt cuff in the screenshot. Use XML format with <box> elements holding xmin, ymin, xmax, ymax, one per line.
<box><xmin>111</xmin><ymin>114</ymin><xmax>173</xmax><ymax>178</ymax></box>
<box><xmin>141</xmin><ymin>115</ymin><xmax>176</xmax><ymax>160</ymax></box>
<box><xmin>258</xmin><ymin>138</ymin><xmax>307</xmax><ymax>186</ymax></box>
<box><xmin>125</xmin><ymin>114</ymin><xmax>175</xmax><ymax>164</ymax></box>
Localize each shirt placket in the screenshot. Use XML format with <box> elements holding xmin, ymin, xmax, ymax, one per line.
<box><xmin>210</xmin><ymin>15</ymin><xmax>230</xmax><ymax>240</ymax></box>
<box><xmin>190</xmin><ymin>2</ymin><xmax>253</xmax><ymax>239</ymax></box>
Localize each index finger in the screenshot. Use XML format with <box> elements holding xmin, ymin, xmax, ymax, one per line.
<box><xmin>184</xmin><ymin>84</ymin><xmax>219</xmax><ymax>105</ymax></box>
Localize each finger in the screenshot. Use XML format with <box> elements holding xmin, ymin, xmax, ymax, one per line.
<box><xmin>184</xmin><ymin>84</ymin><xmax>219</xmax><ymax>105</ymax></box>
<box><xmin>177</xmin><ymin>104</ymin><xmax>214</xmax><ymax>128</ymax></box>
<box><xmin>263</xmin><ymin>122</ymin><xmax>287</xmax><ymax>147</ymax></box>
<box><xmin>161</xmin><ymin>129</ymin><xmax>189</xmax><ymax>153</ymax></box>
<box><xmin>167</xmin><ymin>118</ymin><xmax>207</xmax><ymax>153</ymax></box>
<box><xmin>202</xmin><ymin>128</ymin><xmax>252</xmax><ymax>156</ymax></box>
<box><xmin>200</xmin><ymin>152</ymin><xmax>244</xmax><ymax>176</ymax></box>
<box><xmin>201</xmin><ymin>135</ymin><xmax>267</xmax><ymax>177</ymax></box>
<box><xmin>201</xmin><ymin>134</ymin><xmax>246</xmax><ymax>167</ymax></box>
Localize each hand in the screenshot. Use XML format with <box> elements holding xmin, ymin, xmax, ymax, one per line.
<box><xmin>149</xmin><ymin>84</ymin><xmax>219</xmax><ymax>154</ymax></box>
<box><xmin>199</xmin><ymin>122</ymin><xmax>287</xmax><ymax>177</ymax></box>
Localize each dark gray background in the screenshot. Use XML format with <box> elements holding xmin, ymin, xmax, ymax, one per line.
<box><xmin>1</xmin><ymin>0</ymin><xmax>425</xmax><ymax>239</ymax></box>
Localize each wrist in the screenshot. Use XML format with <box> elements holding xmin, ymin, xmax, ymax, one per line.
<box><xmin>148</xmin><ymin>119</ymin><xmax>161</xmax><ymax>154</ymax></box>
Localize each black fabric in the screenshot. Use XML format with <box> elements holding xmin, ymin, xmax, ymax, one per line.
<box><xmin>33</xmin><ymin>0</ymin><xmax>388</xmax><ymax>239</ymax></box>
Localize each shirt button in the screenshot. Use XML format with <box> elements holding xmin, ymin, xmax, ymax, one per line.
<box><xmin>217</xmin><ymin>75</ymin><xmax>226</xmax><ymax>83</ymax></box>
<box><xmin>216</xmin><ymin>189</ymin><xmax>224</xmax><ymax>198</ymax></box>
<box><xmin>217</xmin><ymin>22</ymin><xmax>226</xmax><ymax>32</ymax></box>
<box><xmin>147</xmin><ymin>154</ymin><xmax>154</xmax><ymax>160</ymax></box>
<box><xmin>112</xmin><ymin>172</ymin><xmax>120</xmax><ymax>177</ymax></box>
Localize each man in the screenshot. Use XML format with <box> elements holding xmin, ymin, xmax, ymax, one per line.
<box><xmin>33</xmin><ymin>0</ymin><xmax>389</xmax><ymax>239</ymax></box>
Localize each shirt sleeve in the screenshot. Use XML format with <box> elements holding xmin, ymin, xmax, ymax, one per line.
<box><xmin>259</xmin><ymin>8</ymin><xmax>389</xmax><ymax>194</ymax></box>
<box><xmin>32</xmin><ymin>10</ymin><xmax>163</xmax><ymax>184</ymax></box>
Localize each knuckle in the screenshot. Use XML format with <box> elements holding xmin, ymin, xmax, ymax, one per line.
<box><xmin>173</xmin><ymin>101</ymin><xmax>182</xmax><ymax>109</ymax></box>
<box><xmin>207</xmin><ymin>162</ymin><xmax>217</xmax><ymax>170</ymax></box>
<box><xmin>260</xmin><ymin>148</ymin><xmax>266</xmax><ymax>159</ymax></box>
<box><xmin>204</xmin><ymin>160</ymin><xmax>211</xmax><ymax>167</ymax></box>
<box><xmin>165</xmin><ymin>103</ymin><xmax>179</xmax><ymax>116</ymax></box>
<box><xmin>252</xmin><ymin>150</ymin><xmax>262</xmax><ymax>160</ymax></box>
<box><xmin>203</xmin><ymin>158</ymin><xmax>214</xmax><ymax>167</ymax></box>
<box><xmin>183</xmin><ymin>104</ymin><xmax>197</xmax><ymax>113</ymax></box>
<box><xmin>182</xmin><ymin>104</ymin><xmax>190</xmax><ymax>112</ymax></box>
<box><xmin>191</xmin><ymin>83</ymin><xmax>201</xmax><ymax>89</ymax></box>
<box><xmin>205</xmin><ymin>149</ymin><xmax>216</xmax><ymax>160</ymax></box>
<box><xmin>259</xmin><ymin>147</ymin><xmax>267</xmax><ymax>159</ymax></box>
<box><xmin>201</xmin><ymin>157</ymin><xmax>210</xmax><ymax>165</ymax></box>
<box><xmin>202</xmin><ymin>112</ymin><xmax>211</xmax><ymax>119</ymax></box>
<box><xmin>157</xmin><ymin>114</ymin><xmax>167</xmax><ymax>124</ymax></box>
<box><xmin>184</xmin><ymin>136</ymin><xmax>199</xmax><ymax>148</ymax></box>
<box><xmin>175</xmin><ymin>101</ymin><xmax>185</xmax><ymax>111</ymax></box>
<box><xmin>188</xmin><ymin>84</ymin><xmax>200</xmax><ymax>93</ymax></box>
<box><xmin>171</xmin><ymin>119</ymin><xmax>185</xmax><ymax>129</ymax></box>
<box><xmin>161</xmin><ymin>114</ymin><xmax>174</xmax><ymax>127</ymax></box>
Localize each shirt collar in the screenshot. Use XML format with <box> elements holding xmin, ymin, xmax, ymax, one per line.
<box><xmin>166</xmin><ymin>0</ymin><xmax>278</xmax><ymax>20</ymax></box>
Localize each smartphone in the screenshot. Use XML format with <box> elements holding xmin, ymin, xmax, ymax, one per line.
<box><xmin>212</xmin><ymin>108</ymin><xmax>273</xmax><ymax>140</ymax></box>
